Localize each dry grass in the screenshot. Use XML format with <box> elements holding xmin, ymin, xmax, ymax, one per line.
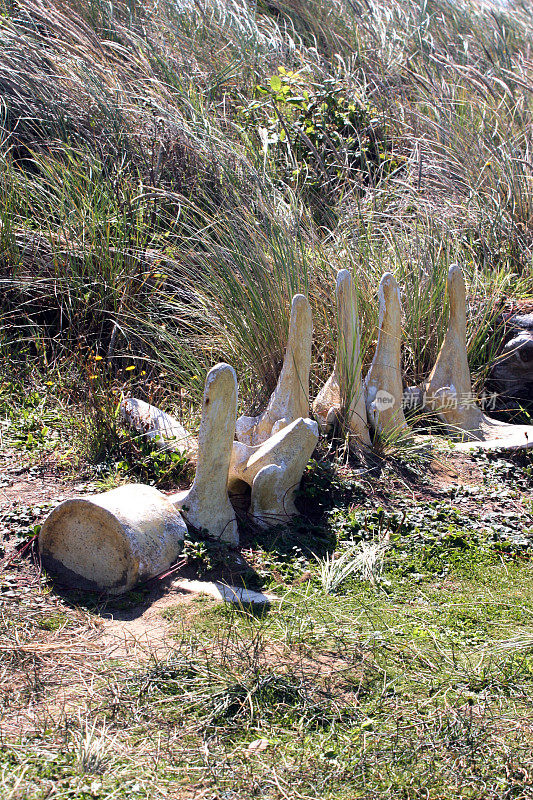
<box><xmin>0</xmin><ymin>0</ymin><xmax>532</xmax><ymax>416</ymax></box>
<box><xmin>0</xmin><ymin>2</ymin><xmax>533</xmax><ymax>796</ymax></box>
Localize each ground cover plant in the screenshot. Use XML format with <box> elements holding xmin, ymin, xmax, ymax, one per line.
<box><xmin>1</xmin><ymin>0</ymin><xmax>533</xmax><ymax>797</ymax></box>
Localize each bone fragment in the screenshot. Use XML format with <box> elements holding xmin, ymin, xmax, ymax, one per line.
<box><xmin>313</xmin><ymin>269</ymin><xmax>370</xmax><ymax>446</ymax></box>
<box><xmin>424</xmin><ymin>265</ymin><xmax>533</xmax><ymax>450</ymax></box>
<box><xmin>364</xmin><ymin>273</ymin><xmax>407</xmax><ymax>436</ymax></box>
<box><xmin>120</xmin><ymin>397</ymin><xmax>196</xmax><ymax>457</ymax></box>
<box><xmin>172</xmin><ymin>363</ymin><xmax>239</xmax><ymax>546</ymax></box>
<box><xmin>229</xmin><ymin>417</ymin><xmax>319</xmax><ymax>527</ymax></box>
<box><xmin>38</xmin><ymin>484</ymin><xmax>186</xmax><ymax>595</ymax></box>
<box><xmin>173</xmin><ymin>578</ymin><xmax>277</xmax><ymax>606</ymax></box>
<box><xmin>235</xmin><ymin>294</ymin><xmax>312</xmax><ymax>445</ymax></box>
<box><xmin>453</xmin><ymin>419</ymin><xmax>533</xmax><ymax>451</ymax></box>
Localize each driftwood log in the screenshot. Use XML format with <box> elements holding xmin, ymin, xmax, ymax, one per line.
<box><xmin>488</xmin><ymin>304</ymin><xmax>533</xmax><ymax>411</ymax></box>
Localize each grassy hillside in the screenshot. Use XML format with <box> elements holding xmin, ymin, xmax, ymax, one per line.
<box><xmin>1</xmin><ymin>0</ymin><xmax>532</xmax><ymax>426</ymax></box>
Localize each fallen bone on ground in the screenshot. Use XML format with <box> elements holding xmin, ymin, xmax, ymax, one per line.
<box><xmin>422</xmin><ymin>264</ymin><xmax>533</xmax><ymax>451</ymax></box>
<box><xmin>229</xmin><ymin>417</ymin><xmax>319</xmax><ymax>528</ymax></box>
<box><xmin>313</xmin><ymin>269</ymin><xmax>370</xmax><ymax>448</ymax></box>
<box><xmin>452</xmin><ymin>419</ymin><xmax>533</xmax><ymax>451</ymax></box>
<box><xmin>120</xmin><ymin>397</ymin><xmax>197</xmax><ymax>457</ymax></box>
<box><xmin>38</xmin><ymin>484</ymin><xmax>187</xmax><ymax>595</ymax></box>
<box><xmin>364</xmin><ymin>272</ymin><xmax>408</xmax><ymax>437</ymax></box>
<box><xmin>235</xmin><ymin>293</ymin><xmax>313</xmax><ymax>446</ymax></box>
<box><xmin>173</xmin><ymin>578</ymin><xmax>276</xmax><ymax>606</ymax></box>
<box><xmin>172</xmin><ymin>363</ymin><xmax>239</xmax><ymax>546</ymax></box>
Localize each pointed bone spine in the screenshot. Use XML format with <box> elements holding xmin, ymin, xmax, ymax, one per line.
<box><xmin>424</xmin><ymin>264</ymin><xmax>483</xmax><ymax>433</ymax></box>
<box><xmin>364</xmin><ymin>272</ymin><xmax>407</xmax><ymax>436</ymax></box>
<box><xmin>174</xmin><ymin>363</ymin><xmax>239</xmax><ymax>546</ymax></box>
<box><xmin>313</xmin><ymin>269</ymin><xmax>370</xmax><ymax>445</ymax></box>
<box><xmin>235</xmin><ymin>294</ymin><xmax>313</xmax><ymax>446</ymax></box>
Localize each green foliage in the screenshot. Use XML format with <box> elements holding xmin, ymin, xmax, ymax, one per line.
<box><xmin>113</xmin><ymin>437</ymin><xmax>190</xmax><ymax>488</ymax></box>
<box><xmin>1</xmin><ymin>366</ymin><xmax>192</xmax><ymax>488</ymax></box>
<box><xmin>246</xmin><ymin>68</ymin><xmax>396</xmax><ymax>217</ymax></box>
<box><xmin>328</xmin><ymin>492</ymin><xmax>532</xmax><ymax>582</ymax></box>
<box><xmin>181</xmin><ymin>532</ymin><xmax>231</xmax><ymax>578</ymax></box>
<box><xmin>298</xmin><ymin>456</ymin><xmax>367</xmax><ymax>511</ymax></box>
<box><xmin>0</xmin><ymin>381</ymin><xmax>60</xmax><ymax>453</ymax></box>
<box><xmin>36</xmin><ymin>612</ymin><xmax>68</xmax><ymax>631</ymax></box>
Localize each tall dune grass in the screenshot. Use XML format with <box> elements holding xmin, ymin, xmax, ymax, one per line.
<box><xmin>0</xmin><ymin>0</ymin><xmax>532</xmax><ymax>424</ymax></box>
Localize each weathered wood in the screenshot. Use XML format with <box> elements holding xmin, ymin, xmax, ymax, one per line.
<box><xmin>488</xmin><ymin>310</ymin><xmax>533</xmax><ymax>410</ymax></box>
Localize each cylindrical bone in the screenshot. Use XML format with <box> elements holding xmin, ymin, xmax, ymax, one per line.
<box><xmin>38</xmin><ymin>484</ymin><xmax>186</xmax><ymax>595</ymax></box>
<box><xmin>364</xmin><ymin>273</ymin><xmax>407</xmax><ymax>436</ymax></box>
<box><xmin>313</xmin><ymin>269</ymin><xmax>370</xmax><ymax>446</ymax></box>
<box><xmin>235</xmin><ymin>294</ymin><xmax>313</xmax><ymax>446</ymax></box>
<box><xmin>173</xmin><ymin>363</ymin><xmax>239</xmax><ymax>546</ymax></box>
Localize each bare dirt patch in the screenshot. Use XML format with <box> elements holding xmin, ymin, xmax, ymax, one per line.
<box><xmin>99</xmin><ymin>588</ymin><xmax>195</xmax><ymax>659</ymax></box>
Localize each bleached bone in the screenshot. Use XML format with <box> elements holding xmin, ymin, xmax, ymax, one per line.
<box><xmin>424</xmin><ymin>264</ymin><xmax>533</xmax><ymax>451</ymax></box>
<box><xmin>364</xmin><ymin>273</ymin><xmax>408</xmax><ymax>436</ymax></box>
<box><xmin>424</xmin><ymin>264</ymin><xmax>484</xmax><ymax>432</ymax></box>
<box><xmin>38</xmin><ymin>484</ymin><xmax>186</xmax><ymax>595</ymax></box>
<box><xmin>172</xmin><ymin>363</ymin><xmax>239</xmax><ymax>546</ymax></box>
<box><xmin>120</xmin><ymin>397</ymin><xmax>197</xmax><ymax>457</ymax></box>
<box><xmin>173</xmin><ymin>578</ymin><xmax>277</xmax><ymax>607</ymax></box>
<box><xmin>235</xmin><ymin>294</ymin><xmax>312</xmax><ymax>446</ymax></box>
<box><xmin>453</xmin><ymin>421</ymin><xmax>533</xmax><ymax>451</ymax></box>
<box><xmin>313</xmin><ymin>269</ymin><xmax>370</xmax><ymax>447</ymax></box>
<box><xmin>229</xmin><ymin>417</ymin><xmax>319</xmax><ymax>528</ymax></box>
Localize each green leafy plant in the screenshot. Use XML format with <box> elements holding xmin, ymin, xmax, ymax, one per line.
<box><xmin>245</xmin><ymin>68</ymin><xmax>398</xmax><ymax>218</ymax></box>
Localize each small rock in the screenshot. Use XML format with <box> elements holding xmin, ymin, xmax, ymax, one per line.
<box><xmin>245</xmin><ymin>738</ymin><xmax>269</xmax><ymax>755</ymax></box>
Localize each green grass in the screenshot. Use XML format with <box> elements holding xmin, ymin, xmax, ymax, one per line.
<box><xmin>1</xmin><ymin>0</ymin><xmax>532</xmax><ymax>428</ymax></box>
<box><xmin>2</xmin><ymin>446</ymin><xmax>532</xmax><ymax>799</ymax></box>
<box><xmin>95</xmin><ymin>557</ymin><xmax>533</xmax><ymax>799</ymax></box>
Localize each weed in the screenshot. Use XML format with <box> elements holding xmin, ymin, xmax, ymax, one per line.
<box><xmin>70</xmin><ymin>717</ymin><xmax>115</xmax><ymax>775</ymax></box>
<box><xmin>315</xmin><ymin>539</ymin><xmax>387</xmax><ymax>593</ymax></box>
